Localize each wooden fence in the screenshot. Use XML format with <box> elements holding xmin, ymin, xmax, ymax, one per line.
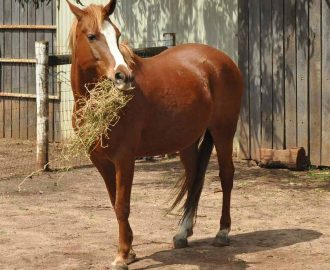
<box><xmin>0</xmin><ymin>0</ymin><xmax>59</xmax><ymax>141</ymax></box>
<box><xmin>238</xmin><ymin>0</ymin><xmax>330</xmax><ymax>166</ymax></box>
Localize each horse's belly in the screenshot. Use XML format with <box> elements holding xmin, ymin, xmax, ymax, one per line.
<box><xmin>136</xmin><ymin>100</ymin><xmax>212</xmax><ymax>156</ymax></box>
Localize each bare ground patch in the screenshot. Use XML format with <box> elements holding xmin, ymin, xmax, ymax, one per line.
<box><xmin>0</xmin><ymin>156</ymin><xmax>329</xmax><ymax>269</ymax></box>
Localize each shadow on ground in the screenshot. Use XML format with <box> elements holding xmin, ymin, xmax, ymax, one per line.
<box><xmin>135</xmin><ymin>229</ymin><xmax>322</xmax><ymax>270</ymax></box>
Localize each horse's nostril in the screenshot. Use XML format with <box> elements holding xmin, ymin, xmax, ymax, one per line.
<box><xmin>115</xmin><ymin>72</ymin><xmax>126</xmax><ymax>82</ymax></box>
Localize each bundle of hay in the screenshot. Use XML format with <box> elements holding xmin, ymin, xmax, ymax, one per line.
<box><xmin>64</xmin><ymin>80</ymin><xmax>133</xmax><ymax>158</ymax></box>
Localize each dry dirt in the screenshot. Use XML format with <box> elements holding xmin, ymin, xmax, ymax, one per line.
<box><xmin>0</xmin><ymin>156</ymin><xmax>329</xmax><ymax>270</ymax></box>
<box><xmin>0</xmin><ymin>139</ymin><xmax>91</xmax><ymax>180</ymax></box>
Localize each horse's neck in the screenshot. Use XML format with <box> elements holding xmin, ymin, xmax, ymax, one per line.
<box><xmin>71</xmin><ymin>60</ymin><xmax>96</xmax><ymax>100</ymax></box>
<box><xmin>130</xmin><ymin>55</ymin><xmax>144</xmax><ymax>81</ymax></box>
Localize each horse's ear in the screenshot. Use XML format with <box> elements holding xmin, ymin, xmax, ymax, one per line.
<box><xmin>103</xmin><ymin>0</ymin><xmax>117</xmax><ymax>17</ymax></box>
<box><xmin>66</xmin><ymin>0</ymin><xmax>85</xmax><ymax>19</ymax></box>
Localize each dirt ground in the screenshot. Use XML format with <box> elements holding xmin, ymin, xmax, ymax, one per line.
<box><xmin>0</xmin><ymin>139</ymin><xmax>91</xmax><ymax>180</ymax></box>
<box><xmin>0</xmin><ymin>156</ymin><xmax>329</xmax><ymax>270</ymax></box>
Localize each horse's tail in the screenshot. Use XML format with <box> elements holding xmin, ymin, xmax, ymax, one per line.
<box><xmin>170</xmin><ymin>129</ymin><xmax>214</xmax><ymax>223</ymax></box>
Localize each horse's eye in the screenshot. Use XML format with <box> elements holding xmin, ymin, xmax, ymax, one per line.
<box><xmin>87</xmin><ymin>34</ymin><xmax>97</xmax><ymax>41</ymax></box>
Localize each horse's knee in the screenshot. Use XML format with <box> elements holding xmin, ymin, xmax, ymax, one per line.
<box><xmin>115</xmin><ymin>205</ymin><xmax>130</xmax><ymax>222</ymax></box>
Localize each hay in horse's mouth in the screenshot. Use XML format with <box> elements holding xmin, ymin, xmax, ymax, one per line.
<box><xmin>64</xmin><ymin>80</ymin><xmax>133</xmax><ymax>158</ymax></box>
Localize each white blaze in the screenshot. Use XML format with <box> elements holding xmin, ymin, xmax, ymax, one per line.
<box><xmin>101</xmin><ymin>21</ymin><xmax>127</xmax><ymax>69</ymax></box>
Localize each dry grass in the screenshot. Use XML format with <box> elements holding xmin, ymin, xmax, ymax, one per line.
<box><xmin>63</xmin><ymin>80</ymin><xmax>133</xmax><ymax>159</ymax></box>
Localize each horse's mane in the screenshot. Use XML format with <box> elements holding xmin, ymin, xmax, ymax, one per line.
<box><xmin>68</xmin><ymin>4</ymin><xmax>135</xmax><ymax>68</ymax></box>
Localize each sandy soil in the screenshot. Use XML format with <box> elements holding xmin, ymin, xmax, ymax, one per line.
<box><xmin>0</xmin><ymin>139</ymin><xmax>90</xmax><ymax>179</ymax></box>
<box><xmin>0</xmin><ymin>156</ymin><xmax>329</xmax><ymax>270</ymax></box>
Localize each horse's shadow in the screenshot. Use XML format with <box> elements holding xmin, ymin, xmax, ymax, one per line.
<box><xmin>133</xmin><ymin>229</ymin><xmax>322</xmax><ymax>270</ymax></box>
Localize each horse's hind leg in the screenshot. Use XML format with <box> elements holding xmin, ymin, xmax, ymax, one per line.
<box><xmin>210</xmin><ymin>128</ymin><xmax>235</xmax><ymax>247</ymax></box>
<box><xmin>173</xmin><ymin>141</ymin><xmax>199</xmax><ymax>248</ymax></box>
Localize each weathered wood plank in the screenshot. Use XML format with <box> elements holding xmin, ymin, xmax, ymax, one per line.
<box><xmin>0</xmin><ymin>25</ymin><xmax>56</xmax><ymax>30</ymax></box>
<box><xmin>284</xmin><ymin>0</ymin><xmax>297</xmax><ymax>149</ymax></box>
<box><xmin>4</xmin><ymin>0</ymin><xmax>12</xmax><ymax>138</ymax></box>
<box><xmin>260</xmin><ymin>0</ymin><xmax>273</xmax><ymax>149</ymax></box>
<box><xmin>238</xmin><ymin>0</ymin><xmax>250</xmax><ymax>159</ymax></box>
<box><xmin>52</xmin><ymin>0</ymin><xmax>61</xmax><ymax>142</ymax></box>
<box><xmin>272</xmin><ymin>0</ymin><xmax>285</xmax><ymax>149</ymax></box>
<box><xmin>249</xmin><ymin>0</ymin><xmax>261</xmax><ymax>159</ymax></box>
<box><xmin>44</xmin><ymin>1</ymin><xmax>54</xmax><ymax>141</ymax></box>
<box><xmin>0</xmin><ymin>0</ymin><xmax>4</xmax><ymax>137</ymax></box>
<box><xmin>322</xmin><ymin>0</ymin><xmax>330</xmax><ymax>165</ymax></box>
<box><xmin>19</xmin><ymin>4</ymin><xmax>28</xmax><ymax>139</ymax></box>
<box><xmin>27</xmin><ymin>3</ymin><xmax>36</xmax><ymax>139</ymax></box>
<box><xmin>0</xmin><ymin>92</ymin><xmax>59</xmax><ymax>100</ymax></box>
<box><xmin>296</xmin><ymin>0</ymin><xmax>309</xmax><ymax>155</ymax></box>
<box><xmin>309</xmin><ymin>0</ymin><xmax>322</xmax><ymax>165</ymax></box>
<box><xmin>11</xmin><ymin>0</ymin><xmax>20</xmax><ymax>139</ymax></box>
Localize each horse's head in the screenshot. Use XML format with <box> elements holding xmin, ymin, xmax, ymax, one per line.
<box><xmin>67</xmin><ymin>0</ymin><xmax>133</xmax><ymax>90</ymax></box>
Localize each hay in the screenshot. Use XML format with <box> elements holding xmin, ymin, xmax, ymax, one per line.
<box><xmin>64</xmin><ymin>80</ymin><xmax>133</xmax><ymax>159</ymax></box>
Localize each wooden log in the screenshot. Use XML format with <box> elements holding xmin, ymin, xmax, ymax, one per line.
<box><xmin>254</xmin><ymin>147</ymin><xmax>309</xmax><ymax>170</ymax></box>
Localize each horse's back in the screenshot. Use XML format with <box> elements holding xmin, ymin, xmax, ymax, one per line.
<box><xmin>143</xmin><ymin>43</ymin><xmax>243</xmax><ymax>95</ymax></box>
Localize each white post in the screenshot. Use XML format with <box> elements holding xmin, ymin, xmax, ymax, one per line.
<box><xmin>35</xmin><ymin>41</ymin><xmax>49</xmax><ymax>171</ymax></box>
<box><xmin>163</xmin><ymin>33</ymin><xmax>176</xmax><ymax>47</ymax></box>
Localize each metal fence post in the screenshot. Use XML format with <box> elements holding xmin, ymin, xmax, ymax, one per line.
<box><xmin>35</xmin><ymin>41</ymin><xmax>49</xmax><ymax>171</ymax></box>
<box><xmin>163</xmin><ymin>33</ymin><xmax>176</xmax><ymax>47</ymax></box>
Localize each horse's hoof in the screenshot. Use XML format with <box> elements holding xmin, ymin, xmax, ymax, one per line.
<box><xmin>173</xmin><ymin>236</ymin><xmax>188</xmax><ymax>249</ymax></box>
<box><xmin>212</xmin><ymin>234</ymin><xmax>230</xmax><ymax>247</ymax></box>
<box><xmin>125</xmin><ymin>250</ymin><xmax>137</xmax><ymax>265</ymax></box>
<box><xmin>110</xmin><ymin>263</ymin><xmax>128</xmax><ymax>270</ymax></box>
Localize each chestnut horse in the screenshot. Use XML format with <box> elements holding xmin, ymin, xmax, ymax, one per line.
<box><xmin>67</xmin><ymin>1</ymin><xmax>243</xmax><ymax>269</ymax></box>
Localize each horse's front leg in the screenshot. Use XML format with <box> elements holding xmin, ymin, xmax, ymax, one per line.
<box><xmin>90</xmin><ymin>154</ymin><xmax>116</xmax><ymax>207</ymax></box>
<box><xmin>112</xmin><ymin>156</ymin><xmax>136</xmax><ymax>270</ymax></box>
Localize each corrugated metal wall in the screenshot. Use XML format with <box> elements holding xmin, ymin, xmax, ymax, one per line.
<box><xmin>57</xmin><ymin>0</ymin><xmax>238</xmax><ymax>139</ymax></box>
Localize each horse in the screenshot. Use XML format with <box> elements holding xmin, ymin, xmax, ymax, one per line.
<box><xmin>67</xmin><ymin>1</ymin><xmax>243</xmax><ymax>269</ymax></box>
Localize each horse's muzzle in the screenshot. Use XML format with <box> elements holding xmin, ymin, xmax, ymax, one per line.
<box><xmin>114</xmin><ymin>65</ymin><xmax>133</xmax><ymax>90</ymax></box>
